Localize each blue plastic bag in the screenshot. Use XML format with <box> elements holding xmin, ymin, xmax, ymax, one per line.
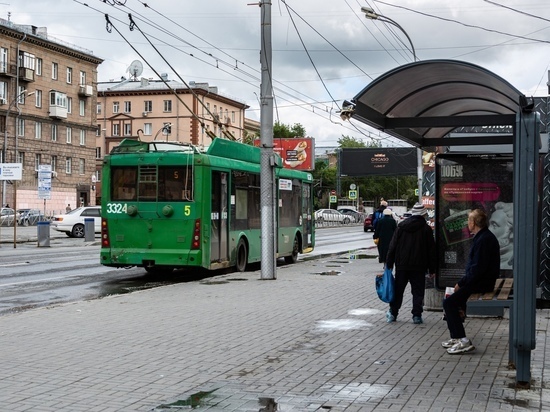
<box><xmin>376</xmin><ymin>267</ymin><xmax>394</xmax><ymax>303</ymax></box>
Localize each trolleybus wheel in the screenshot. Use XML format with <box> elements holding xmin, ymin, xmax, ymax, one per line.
<box><xmin>236</xmin><ymin>238</ymin><xmax>248</xmax><ymax>272</ymax></box>
<box><xmin>285</xmin><ymin>235</ymin><xmax>299</xmax><ymax>264</ymax></box>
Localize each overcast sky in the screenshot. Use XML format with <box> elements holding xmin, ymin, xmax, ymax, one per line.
<box><xmin>6</xmin><ymin>0</ymin><xmax>550</xmax><ymax>150</ymax></box>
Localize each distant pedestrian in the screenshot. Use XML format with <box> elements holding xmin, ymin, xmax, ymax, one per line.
<box><xmin>442</xmin><ymin>209</ymin><xmax>500</xmax><ymax>354</ymax></box>
<box><xmin>372</xmin><ymin>200</ymin><xmax>388</xmax><ymax>230</ymax></box>
<box><xmin>373</xmin><ymin>208</ymin><xmax>397</xmax><ymax>267</ymax></box>
<box><xmin>5</xmin><ymin>203</ymin><xmax>9</xmax><ymax>208</ymax></box>
<box><xmin>66</xmin><ymin>204</ymin><xmax>71</xmax><ymax>213</ymax></box>
<box><xmin>385</xmin><ymin>203</ymin><xmax>436</xmax><ymax>325</ymax></box>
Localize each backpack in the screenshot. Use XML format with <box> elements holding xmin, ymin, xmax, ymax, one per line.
<box><xmin>373</xmin><ymin>210</ymin><xmax>383</xmax><ymax>229</ymax></box>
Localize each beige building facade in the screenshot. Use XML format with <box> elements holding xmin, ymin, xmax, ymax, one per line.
<box><xmin>0</xmin><ymin>19</ymin><xmax>102</xmax><ymax>213</ymax></box>
<box><xmin>96</xmin><ymin>77</ymin><xmax>249</xmax><ymax>201</ymax></box>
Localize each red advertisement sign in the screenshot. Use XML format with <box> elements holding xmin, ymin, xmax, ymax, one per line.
<box><xmin>254</xmin><ymin>137</ymin><xmax>315</xmax><ymax>171</ymax></box>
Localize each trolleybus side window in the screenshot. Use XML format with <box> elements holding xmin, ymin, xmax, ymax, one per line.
<box><xmin>158</xmin><ymin>166</ymin><xmax>193</xmax><ymax>201</ymax></box>
<box><xmin>231</xmin><ymin>171</ymin><xmax>261</xmax><ymax>230</ymax></box>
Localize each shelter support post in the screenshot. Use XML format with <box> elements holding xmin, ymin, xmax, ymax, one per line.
<box><xmin>512</xmin><ymin>110</ymin><xmax>539</xmax><ymax>386</ymax></box>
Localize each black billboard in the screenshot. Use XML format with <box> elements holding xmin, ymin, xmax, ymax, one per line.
<box><xmin>340</xmin><ymin>147</ymin><xmax>417</xmax><ymax>176</ymax></box>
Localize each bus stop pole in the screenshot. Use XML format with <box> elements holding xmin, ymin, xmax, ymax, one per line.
<box><xmin>259</xmin><ymin>0</ymin><xmax>276</xmax><ymax>280</ymax></box>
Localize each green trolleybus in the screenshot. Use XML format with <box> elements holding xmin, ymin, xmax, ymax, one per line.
<box><xmin>100</xmin><ymin>138</ymin><xmax>315</xmax><ymax>273</ymax></box>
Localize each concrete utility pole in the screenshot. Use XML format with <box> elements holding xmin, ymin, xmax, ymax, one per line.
<box><xmin>259</xmin><ymin>0</ymin><xmax>276</xmax><ymax>279</ymax></box>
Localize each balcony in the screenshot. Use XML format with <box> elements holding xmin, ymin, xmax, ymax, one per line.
<box><xmin>18</xmin><ymin>67</ymin><xmax>35</xmax><ymax>82</ymax></box>
<box><xmin>78</xmin><ymin>84</ymin><xmax>93</xmax><ymax>97</ymax></box>
<box><xmin>49</xmin><ymin>105</ymin><xmax>67</xmax><ymax>119</ymax></box>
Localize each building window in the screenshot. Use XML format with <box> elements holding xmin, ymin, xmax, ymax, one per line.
<box><xmin>79</xmin><ymin>99</ymin><xmax>85</xmax><ymax>116</ymax></box>
<box><xmin>51</xmin><ymin>155</ymin><xmax>57</xmax><ymax>172</ymax></box>
<box><xmin>0</xmin><ymin>81</ymin><xmax>6</xmax><ymax>100</ymax></box>
<box><xmin>144</xmin><ymin>100</ymin><xmax>152</xmax><ymax>112</ymax></box>
<box><xmin>113</xmin><ymin>101</ymin><xmax>119</xmax><ymax>113</ymax></box>
<box><xmin>35</xmin><ymin>153</ymin><xmax>41</xmax><ymax>171</ymax></box>
<box><xmin>124</xmin><ymin>101</ymin><xmax>131</xmax><ymax>113</ymax></box>
<box><xmin>79</xmin><ymin>70</ymin><xmax>86</xmax><ymax>85</ymax></box>
<box><xmin>52</xmin><ymin>62</ymin><xmax>58</xmax><ymax>80</ymax></box>
<box><xmin>17</xmin><ymin>85</ymin><xmax>26</xmax><ymax>104</ymax></box>
<box><xmin>79</xmin><ymin>158</ymin><xmax>85</xmax><ymax>175</ymax></box>
<box><xmin>144</xmin><ymin>123</ymin><xmax>152</xmax><ymax>135</ymax></box>
<box><xmin>52</xmin><ymin>124</ymin><xmax>58</xmax><ymax>142</ymax></box>
<box><xmin>67</xmin><ymin>97</ymin><xmax>72</xmax><ymax>114</ymax></box>
<box><xmin>232</xmin><ymin>111</ymin><xmax>236</xmax><ymax>123</ymax></box>
<box><xmin>66</xmin><ymin>67</ymin><xmax>72</xmax><ymax>84</ymax></box>
<box><xmin>18</xmin><ymin>51</ymin><xmax>35</xmax><ymax>70</ymax></box>
<box><xmin>80</xmin><ymin>129</ymin><xmax>86</xmax><ymax>146</ymax></box>
<box><xmin>97</xmin><ymin>103</ymin><xmax>101</xmax><ymax>114</ymax></box>
<box><xmin>96</xmin><ymin>147</ymin><xmax>102</xmax><ymax>159</ymax></box>
<box><xmin>16</xmin><ymin>151</ymin><xmax>24</xmax><ymax>165</ymax></box>
<box><xmin>50</xmin><ymin>91</ymin><xmax>67</xmax><ymax>108</ymax></box>
<box><xmin>36</xmin><ymin>58</ymin><xmax>42</xmax><ymax>76</ymax></box>
<box><xmin>163</xmin><ymin>100</ymin><xmax>172</xmax><ymax>112</ymax></box>
<box><xmin>17</xmin><ymin>118</ymin><xmax>24</xmax><ymax>136</ymax></box>
<box><xmin>65</xmin><ymin>157</ymin><xmax>72</xmax><ymax>174</ymax></box>
<box><xmin>0</xmin><ymin>47</ymin><xmax>7</xmax><ymax>73</ymax></box>
<box><xmin>66</xmin><ymin>127</ymin><xmax>72</xmax><ymax>144</ymax></box>
<box><xmin>35</xmin><ymin>121</ymin><xmax>42</xmax><ymax>139</ymax></box>
<box><xmin>124</xmin><ymin>123</ymin><xmax>131</xmax><ymax>136</ymax></box>
<box><xmin>112</xmin><ymin>124</ymin><xmax>120</xmax><ymax>136</ymax></box>
<box><xmin>35</xmin><ymin>90</ymin><xmax>42</xmax><ymax>108</ymax></box>
<box><xmin>96</xmin><ymin>124</ymin><xmax>101</xmax><ymax>136</ymax></box>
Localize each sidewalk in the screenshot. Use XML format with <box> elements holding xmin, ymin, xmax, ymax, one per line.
<box><xmin>0</xmin><ymin>246</ymin><xmax>548</xmax><ymax>411</ymax></box>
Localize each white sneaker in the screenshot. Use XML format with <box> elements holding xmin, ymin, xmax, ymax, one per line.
<box><xmin>447</xmin><ymin>339</ymin><xmax>475</xmax><ymax>354</ymax></box>
<box><xmin>441</xmin><ymin>338</ymin><xmax>460</xmax><ymax>349</ymax></box>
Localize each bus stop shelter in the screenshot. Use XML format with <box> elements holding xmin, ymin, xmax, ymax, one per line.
<box><xmin>347</xmin><ymin>59</ymin><xmax>539</xmax><ymax>387</ymax></box>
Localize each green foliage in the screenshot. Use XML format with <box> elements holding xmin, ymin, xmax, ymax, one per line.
<box><xmin>273</xmin><ymin>122</ymin><xmax>306</xmax><ymax>138</ymax></box>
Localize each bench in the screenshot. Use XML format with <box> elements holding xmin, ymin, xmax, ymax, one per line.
<box><xmin>466</xmin><ymin>278</ymin><xmax>513</xmax><ymax>317</ymax></box>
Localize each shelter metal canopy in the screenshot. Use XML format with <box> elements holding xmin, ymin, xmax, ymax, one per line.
<box><xmin>350</xmin><ymin>59</ymin><xmax>523</xmax><ymax>147</ymax></box>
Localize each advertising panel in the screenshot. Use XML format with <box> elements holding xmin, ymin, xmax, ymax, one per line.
<box><xmin>254</xmin><ymin>137</ymin><xmax>314</xmax><ymax>171</ymax></box>
<box><xmin>435</xmin><ymin>154</ymin><xmax>514</xmax><ymax>288</ymax></box>
<box><xmin>340</xmin><ymin>147</ymin><xmax>417</xmax><ymax>176</ymax></box>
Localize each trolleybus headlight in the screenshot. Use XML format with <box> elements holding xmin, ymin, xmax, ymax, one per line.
<box><xmin>162</xmin><ymin>205</ymin><xmax>174</xmax><ymax>217</ymax></box>
<box><xmin>127</xmin><ymin>205</ymin><xmax>138</xmax><ymax>216</ymax></box>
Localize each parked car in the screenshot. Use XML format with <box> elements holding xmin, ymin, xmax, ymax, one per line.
<box><xmin>51</xmin><ymin>206</ymin><xmax>101</xmax><ymax>238</ymax></box>
<box><xmin>314</xmin><ymin>208</ymin><xmax>351</xmax><ymax>224</ymax></box>
<box><xmin>17</xmin><ymin>208</ymin><xmax>45</xmax><ymax>226</ymax></box>
<box><xmin>0</xmin><ymin>207</ymin><xmax>19</xmax><ymax>226</ymax></box>
<box><xmin>363</xmin><ymin>213</ymin><xmax>374</xmax><ymax>232</ymax></box>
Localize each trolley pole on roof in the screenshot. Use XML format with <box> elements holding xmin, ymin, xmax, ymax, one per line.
<box><xmin>259</xmin><ymin>0</ymin><xmax>276</xmax><ymax>279</ymax></box>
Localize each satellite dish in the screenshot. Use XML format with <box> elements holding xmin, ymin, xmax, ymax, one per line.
<box><xmin>127</xmin><ymin>60</ymin><xmax>143</xmax><ymax>80</ymax></box>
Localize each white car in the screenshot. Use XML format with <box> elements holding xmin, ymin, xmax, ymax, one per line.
<box><xmin>314</xmin><ymin>208</ymin><xmax>351</xmax><ymax>224</ymax></box>
<box><xmin>51</xmin><ymin>206</ymin><xmax>101</xmax><ymax>238</ymax></box>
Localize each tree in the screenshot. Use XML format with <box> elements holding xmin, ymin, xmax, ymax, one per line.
<box><xmin>273</xmin><ymin>122</ymin><xmax>306</xmax><ymax>138</ymax></box>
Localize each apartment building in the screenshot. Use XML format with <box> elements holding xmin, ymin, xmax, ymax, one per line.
<box><xmin>96</xmin><ymin>75</ymin><xmax>249</xmax><ymax>200</ymax></box>
<box><xmin>0</xmin><ymin>19</ymin><xmax>102</xmax><ymax>212</ymax></box>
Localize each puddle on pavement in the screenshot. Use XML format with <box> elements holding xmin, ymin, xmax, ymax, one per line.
<box><xmin>316</xmin><ymin>270</ymin><xmax>341</xmax><ymax>276</ymax></box>
<box><xmin>155</xmin><ymin>389</ymin><xmax>218</xmax><ymax>409</ymax></box>
<box><xmin>315</xmin><ymin>319</ymin><xmax>372</xmax><ymax>331</ymax></box>
<box><xmin>259</xmin><ymin>397</ymin><xmax>278</xmax><ymax>411</ymax></box>
<box><xmin>348</xmin><ymin>308</ymin><xmax>385</xmax><ymax>316</ymax></box>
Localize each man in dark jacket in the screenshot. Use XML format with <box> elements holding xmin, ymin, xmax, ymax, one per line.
<box><xmin>442</xmin><ymin>208</ymin><xmax>500</xmax><ymax>354</ymax></box>
<box><xmin>386</xmin><ymin>202</ymin><xmax>436</xmax><ymax>324</ymax></box>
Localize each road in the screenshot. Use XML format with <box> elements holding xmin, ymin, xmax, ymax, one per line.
<box><xmin>0</xmin><ymin>224</ymin><xmax>376</xmax><ymax>315</ymax></box>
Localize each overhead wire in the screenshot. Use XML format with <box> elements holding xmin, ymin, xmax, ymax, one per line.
<box><xmin>77</xmin><ymin>0</ymin><xmax>402</xmax><ymax>145</ymax></box>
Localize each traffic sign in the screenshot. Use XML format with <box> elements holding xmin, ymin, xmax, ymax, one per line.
<box><xmin>329</xmin><ymin>195</ymin><xmax>337</xmax><ymax>204</ymax></box>
<box><xmin>348</xmin><ymin>190</ymin><xmax>357</xmax><ymax>200</ymax></box>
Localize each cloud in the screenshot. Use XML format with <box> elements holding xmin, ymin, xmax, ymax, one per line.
<box><xmin>7</xmin><ymin>0</ymin><xmax>550</xmax><ymax>148</ymax></box>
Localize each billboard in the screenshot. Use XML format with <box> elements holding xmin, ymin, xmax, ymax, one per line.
<box><xmin>340</xmin><ymin>147</ymin><xmax>417</xmax><ymax>176</ymax></box>
<box><xmin>254</xmin><ymin>137</ymin><xmax>314</xmax><ymax>171</ymax></box>
<box><xmin>435</xmin><ymin>153</ymin><xmax>514</xmax><ymax>288</ymax></box>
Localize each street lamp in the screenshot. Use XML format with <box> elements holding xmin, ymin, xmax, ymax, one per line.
<box><xmin>361</xmin><ymin>7</ymin><xmax>422</xmax><ymax>202</ymax></box>
<box><xmin>361</xmin><ymin>6</ymin><xmax>417</xmax><ymax>62</ymax></box>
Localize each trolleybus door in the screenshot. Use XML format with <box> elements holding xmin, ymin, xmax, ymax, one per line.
<box><xmin>210</xmin><ymin>171</ymin><xmax>229</xmax><ymax>263</ymax></box>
